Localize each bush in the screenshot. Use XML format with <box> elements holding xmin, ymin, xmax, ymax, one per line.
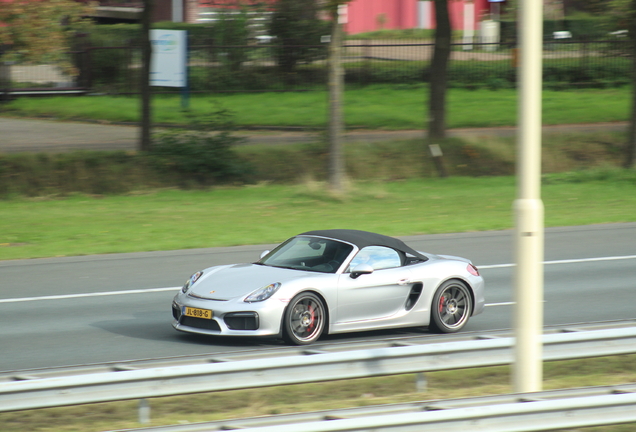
<box><xmin>0</xmin><ymin>131</ymin><xmax>631</xmax><ymax>198</ymax></box>
<box><xmin>84</xmin><ymin>23</ymin><xmax>213</xmax><ymax>47</ymax></box>
<box><xmin>148</xmin><ymin>109</ymin><xmax>253</xmax><ymax>186</ymax></box>
<box><xmin>87</xmin><ymin>47</ymin><xmax>131</xmax><ymax>91</ymax></box>
<box><xmin>0</xmin><ymin>151</ymin><xmax>156</xmax><ymax>197</ymax></box>
<box><xmin>542</xmin><ymin>167</ymin><xmax>636</xmax><ymax>185</ymax></box>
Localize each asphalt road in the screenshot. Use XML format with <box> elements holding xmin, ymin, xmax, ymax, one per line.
<box><xmin>1</xmin><ymin>223</ymin><xmax>635</xmax><ymax>372</ymax></box>
<box><xmin>0</xmin><ymin>117</ymin><xmax>629</xmax><ymax>153</ymax></box>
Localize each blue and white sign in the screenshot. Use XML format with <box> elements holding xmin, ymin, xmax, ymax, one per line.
<box><xmin>150</xmin><ymin>29</ymin><xmax>187</xmax><ymax>87</ymax></box>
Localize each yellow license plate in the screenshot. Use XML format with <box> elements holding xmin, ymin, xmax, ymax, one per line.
<box><xmin>183</xmin><ymin>306</ymin><xmax>213</xmax><ymax>319</ymax></box>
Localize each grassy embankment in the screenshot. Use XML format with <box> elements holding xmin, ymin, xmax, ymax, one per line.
<box><xmin>1</xmin><ymin>86</ymin><xmax>630</xmax><ymax>129</ymax></box>
<box><xmin>1</xmin><ymin>86</ymin><xmax>634</xmax><ymax>259</ymax></box>
<box><xmin>1</xmin><ymin>175</ymin><xmax>636</xmax><ymax>260</ymax></box>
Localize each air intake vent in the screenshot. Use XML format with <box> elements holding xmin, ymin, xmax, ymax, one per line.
<box><xmin>405</xmin><ymin>283</ymin><xmax>423</xmax><ymax>311</ymax></box>
<box><xmin>224</xmin><ymin>312</ymin><xmax>259</xmax><ymax>330</ymax></box>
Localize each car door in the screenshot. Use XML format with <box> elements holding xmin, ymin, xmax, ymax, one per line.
<box><xmin>335</xmin><ymin>246</ymin><xmax>413</xmax><ymax>324</ymax></box>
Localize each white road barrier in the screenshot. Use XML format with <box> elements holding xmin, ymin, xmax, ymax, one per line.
<box><xmin>1</xmin><ymin>327</ymin><xmax>636</xmax><ymax>413</ymax></box>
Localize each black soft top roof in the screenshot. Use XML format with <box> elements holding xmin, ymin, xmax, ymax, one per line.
<box><xmin>300</xmin><ymin>229</ymin><xmax>428</xmax><ymax>261</ymax></box>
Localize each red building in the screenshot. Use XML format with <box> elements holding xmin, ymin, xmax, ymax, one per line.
<box><xmin>344</xmin><ymin>0</ymin><xmax>493</xmax><ymax>34</ymax></box>
<box><xmin>195</xmin><ymin>0</ymin><xmax>497</xmax><ymax>33</ymax></box>
<box><xmin>3</xmin><ymin>0</ymin><xmax>499</xmax><ymax>31</ymax></box>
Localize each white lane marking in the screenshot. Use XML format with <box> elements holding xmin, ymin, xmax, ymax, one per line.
<box><xmin>0</xmin><ymin>287</ymin><xmax>180</xmax><ymax>304</ymax></box>
<box><xmin>479</xmin><ymin>254</ymin><xmax>636</xmax><ymax>270</ymax></box>
<box><xmin>479</xmin><ymin>255</ymin><xmax>636</xmax><ymax>307</ymax></box>
<box><xmin>1</xmin><ymin>254</ymin><xmax>635</xmax><ymax>305</ymax></box>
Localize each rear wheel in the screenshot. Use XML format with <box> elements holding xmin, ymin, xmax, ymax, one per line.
<box><xmin>283</xmin><ymin>292</ymin><xmax>326</xmax><ymax>345</ymax></box>
<box><xmin>429</xmin><ymin>280</ymin><xmax>472</xmax><ymax>333</ymax></box>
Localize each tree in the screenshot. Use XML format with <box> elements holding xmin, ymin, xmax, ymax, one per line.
<box><xmin>269</xmin><ymin>0</ymin><xmax>329</xmax><ymax>75</ymax></box>
<box><xmin>0</xmin><ymin>0</ymin><xmax>93</xmax><ymax>77</ymax></box>
<box><xmin>140</xmin><ymin>0</ymin><xmax>153</xmax><ymax>152</ymax></box>
<box><xmin>212</xmin><ymin>6</ymin><xmax>250</xmax><ymax>72</ymax></box>
<box><xmin>573</xmin><ymin>0</ymin><xmax>612</xmax><ymax>14</ymax></box>
<box><xmin>614</xmin><ymin>0</ymin><xmax>636</xmax><ymax>168</ymax></box>
<box><xmin>604</xmin><ymin>0</ymin><xmax>636</xmax><ymax>168</ymax></box>
<box><xmin>624</xmin><ymin>0</ymin><xmax>636</xmax><ymax>168</ymax></box>
<box><xmin>428</xmin><ymin>0</ymin><xmax>452</xmax><ymax>140</ymax></box>
<box><xmin>325</xmin><ymin>1</ymin><xmax>350</xmax><ymax>192</ymax></box>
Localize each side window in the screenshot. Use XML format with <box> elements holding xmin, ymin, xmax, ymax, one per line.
<box><xmin>348</xmin><ymin>246</ymin><xmax>402</xmax><ymax>271</ymax></box>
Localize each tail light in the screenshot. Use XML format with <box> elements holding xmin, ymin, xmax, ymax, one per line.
<box><xmin>467</xmin><ymin>263</ymin><xmax>480</xmax><ymax>276</ymax></box>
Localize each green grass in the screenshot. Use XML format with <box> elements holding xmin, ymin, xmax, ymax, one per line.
<box><xmin>1</xmin><ymin>176</ymin><xmax>635</xmax><ymax>260</ymax></box>
<box><xmin>1</xmin><ymin>354</ymin><xmax>635</xmax><ymax>432</ymax></box>
<box><xmin>0</xmin><ymin>86</ymin><xmax>630</xmax><ymax>130</ymax></box>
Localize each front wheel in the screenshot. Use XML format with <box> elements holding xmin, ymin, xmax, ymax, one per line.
<box><xmin>429</xmin><ymin>280</ymin><xmax>472</xmax><ymax>333</ymax></box>
<box><xmin>282</xmin><ymin>292</ymin><xmax>326</xmax><ymax>345</ymax></box>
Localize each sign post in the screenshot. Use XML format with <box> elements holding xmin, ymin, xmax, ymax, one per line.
<box><xmin>150</xmin><ymin>29</ymin><xmax>188</xmax><ymax>109</ymax></box>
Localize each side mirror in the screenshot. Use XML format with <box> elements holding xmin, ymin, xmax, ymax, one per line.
<box><xmin>260</xmin><ymin>250</ymin><xmax>271</xmax><ymax>259</ymax></box>
<box><xmin>350</xmin><ymin>263</ymin><xmax>374</xmax><ymax>279</ymax></box>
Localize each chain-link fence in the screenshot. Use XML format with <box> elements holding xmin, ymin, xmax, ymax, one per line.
<box><xmin>1</xmin><ymin>38</ymin><xmax>631</xmax><ymax>96</ymax></box>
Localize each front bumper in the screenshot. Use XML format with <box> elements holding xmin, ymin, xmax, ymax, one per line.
<box><xmin>171</xmin><ymin>292</ymin><xmax>287</xmax><ymax>337</ymax></box>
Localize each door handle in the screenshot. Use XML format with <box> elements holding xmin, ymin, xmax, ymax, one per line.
<box><xmin>397</xmin><ymin>279</ymin><xmax>411</xmax><ymax>286</ymax></box>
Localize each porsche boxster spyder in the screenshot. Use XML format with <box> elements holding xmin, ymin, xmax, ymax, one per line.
<box><xmin>172</xmin><ymin>229</ymin><xmax>485</xmax><ymax>345</ymax></box>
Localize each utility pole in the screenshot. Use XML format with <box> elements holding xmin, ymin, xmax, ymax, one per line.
<box><xmin>512</xmin><ymin>0</ymin><xmax>544</xmax><ymax>393</ymax></box>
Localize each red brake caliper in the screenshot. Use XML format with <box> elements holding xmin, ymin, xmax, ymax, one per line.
<box><xmin>439</xmin><ymin>295</ymin><xmax>446</xmax><ymax>313</ymax></box>
<box><xmin>307</xmin><ymin>304</ymin><xmax>315</xmax><ymax>332</ymax></box>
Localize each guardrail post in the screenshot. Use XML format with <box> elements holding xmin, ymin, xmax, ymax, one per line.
<box><xmin>139</xmin><ymin>398</ymin><xmax>150</xmax><ymax>424</ymax></box>
<box><xmin>415</xmin><ymin>372</ymin><xmax>427</xmax><ymax>392</ymax></box>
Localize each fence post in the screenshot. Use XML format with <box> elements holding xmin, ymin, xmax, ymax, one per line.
<box><xmin>0</xmin><ymin>63</ymin><xmax>8</xmax><ymax>102</ymax></box>
<box><xmin>73</xmin><ymin>32</ymin><xmax>89</xmax><ymax>91</ymax></box>
<box><xmin>86</xmin><ymin>48</ymin><xmax>93</xmax><ymax>92</ymax></box>
<box><xmin>364</xmin><ymin>39</ymin><xmax>371</xmax><ymax>85</ymax></box>
<box><xmin>128</xmin><ymin>40</ymin><xmax>134</xmax><ymax>93</ymax></box>
<box><xmin>579</xmin><ymin>36</ymin><xmax>589</xmax><ymax>79</ymax></box>
<box><xmin>0</xmin><ymin>45</ymin><xmax>10</xmax><ymax>101</ymax></box>
<box><xmin>208</xmin><ymin>38</ymin><xmax>215</xmax><ymax>92</ymax></box>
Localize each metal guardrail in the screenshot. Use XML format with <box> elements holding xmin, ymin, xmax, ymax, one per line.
<box><xmin>1</xmin><ymin>326</ymin><xmax>636</xmax><ymax>413</ymax></box>
<box><xmin>4</xmin><ymin>320</ymin><xmax>634</xmax><ymax>383</ymax></box>
<box><xmin>106</xmin><ymin>384</ymin><xmax>636</xmax><ymax>432</ymax></box>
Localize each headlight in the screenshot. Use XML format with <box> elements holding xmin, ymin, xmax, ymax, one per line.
<box><xmin>182</xmin><ymin>271</ymin><xmax>203</xmax><ymax>293</ymax></box>
<box><xmin>244</xmin><ymin>282</ymin><xmax>281</xmax><ymax>303</ymax></box>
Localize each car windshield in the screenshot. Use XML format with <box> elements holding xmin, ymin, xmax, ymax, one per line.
<box><xmin>258</xmin><ymin>236</ymin><xmax>354</xmax><ymax>273</ymax></box>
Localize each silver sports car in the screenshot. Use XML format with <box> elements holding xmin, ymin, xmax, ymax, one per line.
<box><xmin>172</xmin><ymin>229</ymin><xmax>485</xmax><ymax>345</ymax></box>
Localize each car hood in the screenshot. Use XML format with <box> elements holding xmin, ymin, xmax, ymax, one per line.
<box><xmin>187</xmin><ymin>263</ymin><xmax>316</xmax><ymax>301</ymax></box>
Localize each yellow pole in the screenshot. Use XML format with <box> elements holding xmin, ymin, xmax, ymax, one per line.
<box><xmin>513</xmin><ymin>0</ymin><xmax>544</xmax><ymax>393</ymax></box>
